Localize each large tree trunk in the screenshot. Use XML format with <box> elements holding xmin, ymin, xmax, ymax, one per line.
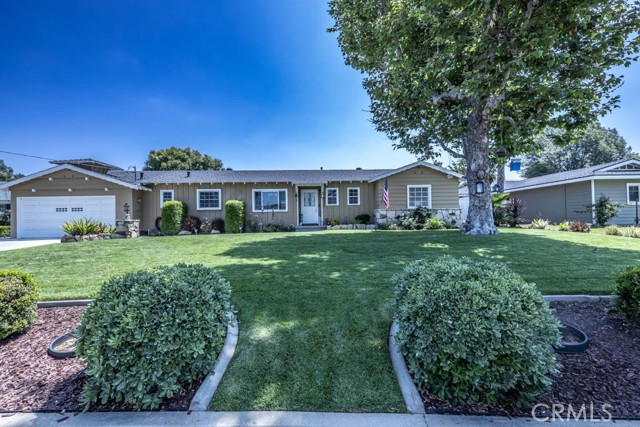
<box><xmin>461</xmin><ymin>110</ymin><xmax>499</xmax><ymax>235</ymax></box>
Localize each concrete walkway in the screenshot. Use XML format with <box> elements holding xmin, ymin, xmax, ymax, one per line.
<box><xmin>0</xmin><ymin>239</ymin><xmax>59</xmax><ymax>252</ymax></box>
<box><xmin>2</xmin><ymin>412</ymin><xmax>640</xmax><ymax>427</ymax></box>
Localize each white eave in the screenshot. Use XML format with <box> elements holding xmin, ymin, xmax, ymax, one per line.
<box><xmin>368</xmin><ymin>160</ymin><xmax>463</xmax><ymax>183</ymax></box>
<box><xmin>0</xmin><ymin>164</ymin><xmax>151</xmax><ymax>191</ymax></box>
<box><xmin>594</xmin><ymin>159</ymin><xmax>640</xmax><ymax>172</ymax></box>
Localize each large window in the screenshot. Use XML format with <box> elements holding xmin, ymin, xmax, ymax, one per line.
<box><xmin>326</xmin><ymin>188</ymin><xmax>339</xmax><ymax>206</ymax></box>
<box><xmin>347</xmin><ymin>187</ymin><xmax>360</xmax><ymax>205</ymax></box>
<box><xmin>160</xmin><ymin>190</ymin><xmax>174</xmax><ymax>208</ymax></box>
<box><xmin>628</xmin><ymin>183</ymin><xmax>640</xmax><ymax>203</ymax></box>
<box><xmin>253</xmin><ymin>189</ymin><xmax>288</xmax><ymax>212</ymax></box>
<box><xmin>197</xmin><ymin>189</ymin><xmax>221</xmax><ymax>210</ymax></box>
<box><xmin>407</xmin><ymin>185</ymin><xmax>431</xmax><ymax>209</ymax></box>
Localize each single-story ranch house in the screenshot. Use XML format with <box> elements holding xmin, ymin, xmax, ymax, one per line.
<box><xmin>504</xmin><ymin>159</ymin><xmax>640</xmax><ymax>225</ymax></box>
<box><xmin>0</xmin><ymin>159</ymin><xmax>462</xmax><ymax>238</ymax></box>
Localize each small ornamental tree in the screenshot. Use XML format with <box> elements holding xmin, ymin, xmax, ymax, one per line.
<box><xmin>329</xmin><ymin>0</ymin><xmax>640</xmax><ymax>234</ymax></box>
<box><xmin>589</xmin><ymin>193</ymin><xmax>621</xmax><ymax>227</ymax></box>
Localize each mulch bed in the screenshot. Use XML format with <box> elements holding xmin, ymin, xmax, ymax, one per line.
<box><xmin>0</xmin><ymin>307</ymin><xmax>199</xmax><ymax>412</ymax></box>
<box><xmin>421</xmin><ymin>300</ymin><xmax>640</xmax><ymax>419</ymax></box>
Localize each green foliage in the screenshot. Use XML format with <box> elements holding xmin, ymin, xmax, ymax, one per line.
<box><xmin>492</xmin><ymin>193</ymin><xmax>510</xmax><ymax>226</ymax></box>
<box><xmin>225</xmin><ymin>200</ymin><xmax>245</xmax><ymax>233</ymax></box>
<box><xmin>0</xmin><ymin>160</ymin><xmax>24</xmax><ymax>181</ymax></box>
<box><xmin>0</xmin><ymin>226</ymin><xmax>8</xmax><ymax>237</ymax></box>
<box><xmin>522</xmin><ymin>123</ymin><xmax>636</xmax><ymax>178</ymax></box>
<box><xmin>330</xmin><ymin>218</ymin><xmax>340</xmax><ymax>227</ymax></box>
<box><xmin>558</xmin><ymin>221</ymin><xmax>570</xmax><ymax>232</ymax></box>
<box><xmin>62</xmin><ymin>218</ymin><xmax>115</xmax><ymax>236</ymax></box>
<box><xmin>569</xmin><ymin>221</ymin><xmax>590</xmax><ymax>233</ymax></box>
<box><xmin>181</xmin><ymin>215</ymin><xmax>202</xmax><ymax>233</ymax></box>
<box><xmin>504</xmin><ymin>198</ymin><xmax>526</xmax><ymax>227</ymax></box>
<box><xmin>353</xmin><ymin>214</ymin><xmax>371</xmax><ymax>224</ymax></box>
<box><xmin>614</xmin><ymin>265</ymin><xmax>640</xmax><ymax>325</ymax></box>
<box><xmin>605</xmin><ymin>225</ymin><xmax>622</xmax><ymax>236</ymax></box>
<box><xmin>530</xmin><ymin>218</ymin><xmax>549</xmax><ymax>230</ymax></box>
<box><xmin>76</xmin><ymin>264</ymin><xmax>233</xmax><ymax>410</ymax></box>
<box><xmin>0</xmin><ymin>270</ymin><xmax>38</xmax><ymax>340</ymax></box>
<box><xmin>621</xmin><ymin>227</ymin><xmax>640</xmax><ymax>238</ymax></box>
<box><xmin>143</xmin><ymin>147</ymin><xmax>223</xmax><ymax>171</ymax></box>
<box><xmin>212</xmin><ymin>218</ymin><xmax>225</xmax><ymax>233</ymax></box>
<box><xmin>160</xmin><ymin>201</ymin><xmax>184</xmax><ymax>235</ymax></box>
<box><xmin>393</xmin><ymin>256</ymin><xmax>560</xmax><ymax>408</ymax></box>
<box><xmin>0</xmin><ymin>209</ymin><xmax>10</xmax><ymax>226</ymax></box>
<box><xmin>424</xmin><ymin>217</ymin><xmax>445</xmax><ymax>230</ymax></box>
<box><xmin>589</xmin><ymin>194</ymin><xmax>621</xmax><ymax>227</ymax></box>
<box><xmin>263</xmin><ymin>223</ymin><xmax>296</xmax><ymax>233</ymax></box>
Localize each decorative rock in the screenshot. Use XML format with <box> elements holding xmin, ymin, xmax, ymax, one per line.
<box><xmin>210</xmin><ymin>230</ymin><xmax>221</xmax><ymax>234</ymax></box>
<box><xmin>115</xmin><ymin>219</ymin><xmax>140</xmax><ymax>239</ymax></box>
<box><xmin>148</xmin><ymin>229</ymin><xmax>162</xmax><ymax>236</ymax></box>
<box><xmin>110</xmin><ymin>233</ymin><xmax>124</xmax><ymax>239</ymax></box>
<box><xmin>178</xmin><ymin>230</ymin><xmax>192</xmax><ymax>235</ymax></box>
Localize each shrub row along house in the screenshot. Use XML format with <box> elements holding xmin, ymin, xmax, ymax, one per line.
<box><xmin>0</xmin><ymin>158</ymin><xmax>462</xmax><ymax>238</ymax></box>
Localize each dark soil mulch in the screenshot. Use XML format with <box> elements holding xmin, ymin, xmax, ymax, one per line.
<box><xmin>421</xmin><ymin>300</ymin><xmax>640</xmax><ymax>419</ymax></box>
<box><xmin>0</xmin><ymin>307</ymin><xmax>199</xmax><ymax>412</ymax></box>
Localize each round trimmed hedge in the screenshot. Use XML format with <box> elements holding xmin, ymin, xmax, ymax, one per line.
<box><xmin>0</xmin><ymin>270</ymin><xmax>38</xmax><ymax>340</ymax></box>
<box><xmin>393</xmin><ymin>256</ymin><xmax>560</xmax><ymax>408</ymax></box>
<box><xmin>76</xmin><ymin>263</ymin><xmax>233</xmax><ymax>410</ymax></box>
<box><xmin>614</xmin><ymin>265</ymin><xmax>640</xmax><ymax>324</ymax></box>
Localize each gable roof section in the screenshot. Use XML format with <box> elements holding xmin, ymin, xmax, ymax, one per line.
<box><xmin>0</xmin><ymin>164</ymin><xmax>151</xmax><ymax>191</ymax></box>
<box><xmin>505</xmin><ymin>159</ymin><xmax>640</xmax><ymax>192</ymax></box>
<box><xmin>50</xmin><ymin>158</ymin><xmax>123</xmax><ymax>171</ymax></box>
<box><xmin>367</xmin><ymin>161</ymin><xmax>462</xmax><ymax>183</ymax></box>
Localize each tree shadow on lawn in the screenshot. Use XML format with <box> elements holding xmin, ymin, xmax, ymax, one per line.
<box><xmin>207</xmin><ymin>230</ymin><xmax>639</xmax><ymax>412</ymax></box>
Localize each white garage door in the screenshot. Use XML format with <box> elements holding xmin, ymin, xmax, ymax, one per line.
<box><xmin>17</xmin><ymin>196</ymin><xmax>116</xmax><ymax>239</ymax></box>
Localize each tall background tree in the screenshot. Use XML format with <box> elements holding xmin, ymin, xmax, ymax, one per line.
<box><xmin>522</xmin><ymin>123</ymin><xmax>637</xmax><ymax>178</ymax></box>
<box><xmin>0</xmin><ymin>159</ymin><xmax>24</xmax><ymax>181</ymax></box>
<box><xmin>329</xmin><ymin>0</ymin><xmax>639</xmax><ymax>234</ymax></box>
<box><xmin>143</xmin><ymin>147</ymin><xmax>223</xmax><ymax>171</ymax></box>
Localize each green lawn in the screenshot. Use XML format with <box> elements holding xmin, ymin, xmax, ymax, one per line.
<box><xmin>1</xmin><ymin>228</ymin><xmax>639</xmax><ymax>412</ymax></box>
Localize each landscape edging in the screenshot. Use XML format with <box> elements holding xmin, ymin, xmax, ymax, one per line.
<box><xmin>388</xmin><ymin>321</ymin><xmax>426</xmax><ymax>414</ymax></box>
<box><xmin>37</xmin><ymin>300</ymin><xmax>92</xmax><ymax>308</ymax></box>
<box><xmin>189</xmin><ymin>315</ymin><xmax>239</xmax><ymax>411</ymax></box>
<box><xmin>543</xmin><ymin>295</ymin><xmax>613</xmax><ymax>302</ymax></box>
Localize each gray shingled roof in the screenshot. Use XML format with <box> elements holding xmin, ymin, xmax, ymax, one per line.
<box><xmin>108</xmin><ymin>168</ymin><xmax>390</xmax><ymax>185</ymax></box>
<box><xmin>505</xmin><ymin>160</ymin><xmax>640</xmax><ymax>191</ymax></box>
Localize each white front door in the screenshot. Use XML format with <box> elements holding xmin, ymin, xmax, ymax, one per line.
<box><xmin>301</xmin><ymin>190</ymin><xmax>318</xmax><ymax>224</ymax></box>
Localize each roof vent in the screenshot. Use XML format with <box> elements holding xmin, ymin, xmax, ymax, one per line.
<box><xmin>356</xmin><ymin>167</ymin><xmax>362</xmax><ymax>170</ymax></box>
<box><xmin>187</xmin><ymin>171</ymin><xmax>191</xmax><ymax>177</ymax></box>
<box><xmin>320</xmin><ymin>167</ymin><xmax>323</xmax><ymax>170</ymax></box>
<box><xmin>139</xmin><ymin>172</ymin><xmax>144</xmax><ymax>179</ymax></box>
<box><xmin>226</xmin><ymin>168</ymin><xmax>233</xmax><ymax>171</ymax></box>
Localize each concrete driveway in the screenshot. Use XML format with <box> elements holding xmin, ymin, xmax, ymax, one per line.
<box><xmin>0</xmin><ymin>239</ymin><xmax>59</xmax><ymax>252</ymax></box>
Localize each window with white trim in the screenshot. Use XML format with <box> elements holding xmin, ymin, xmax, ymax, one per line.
<box><xmin>347</xmin><ymin>187</ymin><xmax>360</xmax><ymax>205</ymax></box>
<box><xmin>407</xmin><ymin>185</ymin><xmax>431</xmax><ymax>209</ymax></box>
<box><xmin>326</xmin><ymin>188</ymin><xmax>339</xmax><ymax>206</ymax></box>
<box><xmin>628</xmin><ymin>183</ymin><xmax>640</xmax><ymax>203</ymax></box>
<box><xmin>160</xmin><ymin>190</ymin><xmax>174</xmax><ymax>208</ymax></box>
<box><xmin>197</xmin><ymin>189</ymin><xmax>221</xmax><ymax>210</ymax></box>
<box><xmin>253</xmin><ymin>189</ymin><xmax>288</xmax><ymax>212</ymax></box>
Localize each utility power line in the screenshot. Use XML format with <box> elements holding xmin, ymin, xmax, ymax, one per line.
<box><xmin>0</xmin><ymin>150</ymin><xmax>55</xmax><ymax>161</ymax></box>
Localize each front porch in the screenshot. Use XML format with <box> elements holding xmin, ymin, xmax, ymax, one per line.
<box><xmin>295</xmin><ymin>184</ymin><xmax>325</xmax><ymax>227</ymax></box>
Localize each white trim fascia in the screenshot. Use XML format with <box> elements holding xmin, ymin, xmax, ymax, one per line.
<box><xmin>252</xmin><ymin>188</ymin><xmax>288</xmax><ymax>213</ymax></box>
<box><xmin>595</xmin><ymin>159</ymin><xmax>640</xmax><ymax>172</ymax></box>
<box><xmin>407</xmin><ymin>184</ymin><xmax>432</xmax><ymax>209</ymax></box>
<box><xmin>507</xmin><ymin>175</ymin><xmax>640</xmax><ymax>193</ymax></box>
<box><xmin>368</xmin><ymin>161</ymin><xmax>462</xmax><ymax>183</ymax></box>
<box><xmin>0</xmin><ymin>164</ymin><xmax>151</xmax><ymax>191</ymax></box>
<box><xmin>325</xmin><ymin>187</ymin><xmax>339</xmax><ymax>206</ymax></box>
<box><xmin>626</xmin><ymin>183</ymin><xmax>640</xmax><ymax>204</ymax></box>
<box><xmin>347</xmin><ymin>187</ymin><xmax>360</xmax><ymax>206</ymax></box>
<box><xmin>159</xmin><ymin>189</ymin><xmax>175</xmax><ymax>209</ymax></box>
<box><xmin>590</xmin><ymin>180</ymin><xmax>596</xmax><ymax>225</ymax></box>
<box><xmin>196</xmin><ymin>188</ymin><xmax>222</xmax><ymax>210</ymax></box>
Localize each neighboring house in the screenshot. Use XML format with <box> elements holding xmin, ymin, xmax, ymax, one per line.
<box><xmin>0</xmin><ymin>159</ymin><xmax>462</xmax><ymax>238</ymax></box>
<box><xmin>0</xmin><ymin>186</ymin><xmax>9</xmax><ymax>212</ymax></box>
<box><xmin>504</xmin><ymin>159</ymin><xmax>640</xmax><ymax>225</ymax></box>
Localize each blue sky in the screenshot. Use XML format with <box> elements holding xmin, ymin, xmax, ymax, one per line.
<box><xmin>1</xmin><ymin>1</ymin><xmax>638</xmax><ymax>176</ymax></box>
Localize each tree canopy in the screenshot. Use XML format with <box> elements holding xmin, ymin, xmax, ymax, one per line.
<box><xmin>0</xmin><ymin>160</ymin><xmax>24</xmax><ymax>181</ymax></box>
<box><xmin>143</xmin><ymin>147</ymin><xmax>223</xmax><ymax>171</ymax></box>
<box><xmin>522</xmin><ymin>123</ymin><xmax>637</xmax><ymax>178</ymax></box>
<box><xmin>329</xmin><ymin>0</ymin><xmax>639</xmax><ymax>234</ymax></box>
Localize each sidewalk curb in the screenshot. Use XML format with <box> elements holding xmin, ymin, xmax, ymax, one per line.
<box><xmin>189</xmin><ymin>316</ymin><xmax>239</xmax><ymax>411</ymax></box>
<box><xmin>389</xmin><ymin>321</ymin><xmax>425</xmax><ymax>414</ymax></box>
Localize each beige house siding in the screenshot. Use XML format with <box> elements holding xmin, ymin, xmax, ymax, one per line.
<box><xmin>373</xmin><ymin>165</ymin><xmax>459</xmax><ymax>210</ymax></box>
<box><xmin>323</xmin><ymin>181</ymin><xmax>375</xmax><ymax>223</ymax></box>
<box><xmin>9</xmin><ymin>169</ymin><xmax>135</xmax><ymax>238</ymax></box>
<box><xmin>141</xmin><ymin>182</ymin><xmax>298</xmax><ymax>230</ymax></box>
<box><xmin>508</xmin><ymin>181</ymin><xmax>592</xmax><ymax>223</ymax></box>
<box><xmin>595</xmin><ymin>179</ymin><xmax>640</xmax><ymax>225</ymax></box>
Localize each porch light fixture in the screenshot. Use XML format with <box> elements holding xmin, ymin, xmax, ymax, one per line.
<box><xmin>105</xmin><ymin>187</ymin><xmax>109</xmax><ymax>192</ymax></box>
<box><xmin>475</xmin><ymin>182</ymin><xmax>485</xmax><ymax>194</ymax></box>
<box><xmin>492</xmin><ymin>184</ymin><xmax>501</xmax><ymax>193</ymax></box>
<box><xmin>48</xmin><ymin>177</ymin><xmax>53</xmax><ymax>181</ymax></box>
<box><xmin>68</xmin><ymin>188</ymin><xmax>73</xmax><ymax>193</ymax></box>
<box><xmin>31</xmin><ymin>188</ymin><xmax>36</xmax><ymax>193</ymax></box>
<box><xmin>124</xmin><ymin>203</ymin><xmax>130</xmax><ymax>216</ymax></box>
<box><xmin>84</xmin><ymin>177</ymin><xmax>89</xmax><ymax>181</ymax></box>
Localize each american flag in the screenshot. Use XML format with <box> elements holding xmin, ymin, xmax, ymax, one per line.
<box><xmin>383</xmin><ymin>178</ymin><xmax>390</xmax><ymax>208</ymax></box>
